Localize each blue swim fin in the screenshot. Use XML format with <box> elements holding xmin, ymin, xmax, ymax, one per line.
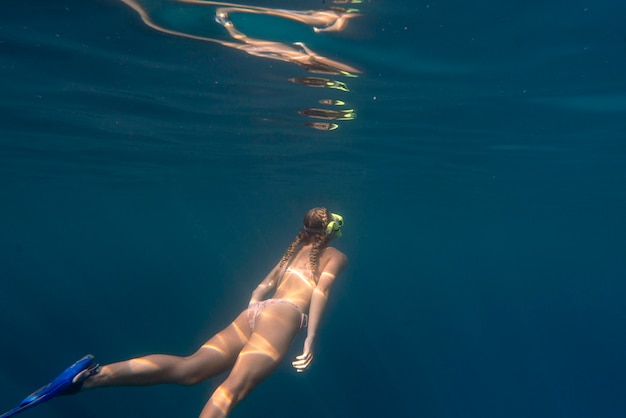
<box><xmin>0</xmin><ymin>355</ymin><xmax>98</xmax><ymax>418</ymax></box>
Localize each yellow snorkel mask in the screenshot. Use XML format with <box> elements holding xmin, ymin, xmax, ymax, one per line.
<box><xmin>326</xmin><ymin>213</ymin><xmax>344</xmax><ymax>237</ymax></box>
<box><xmin>303</xmin><ymin>212</ymin><xmax>344</xmax><ymax>237</ymax></box>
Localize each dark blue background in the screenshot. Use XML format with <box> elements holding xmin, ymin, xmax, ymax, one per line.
<box><xmin>1</xmin><ymin>1</ymin><xmax>625</xmax><ymax>417</ymax></box>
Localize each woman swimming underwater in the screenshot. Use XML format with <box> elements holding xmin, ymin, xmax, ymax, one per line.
<box><xmin>0</xmin><ymin>207</ymin><xmax>347</xmax><ymax>418</ymax></box>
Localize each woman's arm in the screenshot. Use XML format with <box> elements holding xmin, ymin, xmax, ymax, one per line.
<box><xmin>292</xmin><ymin>250</ymin><xmax>347</xmax><ymax>372</ymax></box>
<box><xmin>248</xmin><ymin>264</ymin><xmax>280</xmax><ymax>305</ymax></box>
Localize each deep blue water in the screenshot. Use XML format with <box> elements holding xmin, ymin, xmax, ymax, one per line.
<box><xmin>1</xmin><ymin>1</ymin><xmax>625</xmax><ymax>417</ymax></box>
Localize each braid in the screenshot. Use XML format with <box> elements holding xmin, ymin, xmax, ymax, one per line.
<box><xmin>278</xmin><ymin>230</ymin><xmax>306</xmax><ymax>274</ymax></box>
<box><xmin>308</xmin><ymin>209</ymin><xmax>331</xmax><ymax>278</ymax></box>
<box><xmin>308</xmin><ymin>232</ymin><xmax>331</xmax><ymax>278</ymax></box>
<box><xmin>277</xmin><ymin>208</ymin><xmax>333</xmax><ymax>283</ymax></box>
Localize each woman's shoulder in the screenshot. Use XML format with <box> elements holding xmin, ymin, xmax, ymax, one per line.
<box><xmin>323</xmin><ymin>246</ymin><xmax>348</xmax><ymax>264</ymax></box>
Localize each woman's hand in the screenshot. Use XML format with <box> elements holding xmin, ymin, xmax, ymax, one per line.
<box><xmin>292</xmin><ymin>351</ymin><xmax>313</xmax><ymax>372</ymax></box>
<box><xmin>292</xmin><ymin>336</ymin><xmax>314</xmax><ymax>372</ymax></box>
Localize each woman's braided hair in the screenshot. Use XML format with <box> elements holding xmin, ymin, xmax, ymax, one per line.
<box><xmin>277</xmin><ymin>207</ymin><xmax>333</xmax><ymax>280</ymax></box>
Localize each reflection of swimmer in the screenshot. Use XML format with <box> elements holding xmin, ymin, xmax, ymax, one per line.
<box><xmin>289</xmin><ymin>77</ymin><xmax>350</xmax><ymax>91</ymax></box>
<box><xmin>182</xmin><ymin>0</ymin><xmax>360</xmax><ymax>33</ymax></box>
<box><xmin>215</xmin><ymin>12</ymin><xmax>361</xmax><ymax>76</ymax></box>
<box><xmin>117</xmin><ymin>0</ymin><xmax>360</xmax><ymax>131</ymax></box>
<box><xmin>299</xmin><ymin>108</ymin><xmax>357</xmax><ymax>120</ymax></box>
<box><xmin>119</xmin><ymin>0</ymin><xmax>361</xmax><ymax>76</ymax></box>
<box><xmin>217</xmin><ymin>7</ymin><xmax>360</xmax><ymax>32</ymax></box>
<box><xmin>7</xmin><ymin>208</ymin><xmax>347</xmax><ymax>418</ymax></box>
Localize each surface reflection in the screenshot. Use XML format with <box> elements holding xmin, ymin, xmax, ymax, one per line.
<box><xmin>304</xmin><ymin>122</ymin><xmax>339</xmax><ymax>131</ymax></box>
<box><xmin>298</xmin><ymin>108</ymin><xmax>356</xmax><ymax>121</ymax></box>
<box><xmin>205</xmin><ymin>2</ymin><xmax>361</xmax><ymax>34</ymax></box>
<box><xmin>289</xmin><ymin>77</ymin><xmax>351</xmax><ymax>92</ymax></box>
<box><xmin>119</xmin><ymin>0</ymin><xmax>361</xmax><ymax>130</ymax></box>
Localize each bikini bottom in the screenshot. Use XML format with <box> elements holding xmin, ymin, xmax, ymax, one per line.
<box><xmin>247</xmin><ymin>299</ymin><xmax>308</xmax><ymax>332</ymax></box>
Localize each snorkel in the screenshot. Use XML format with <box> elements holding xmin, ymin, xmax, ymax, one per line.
<box><xmin>302</xmin><ymin>212</ymin><xmax>344</xmax><ymax>237</ymax></box>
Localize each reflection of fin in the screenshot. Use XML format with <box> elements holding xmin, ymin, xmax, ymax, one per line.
<box><xmin>0</xmin><ymin>355</ymin><xmax>99</xmax><ymax>418</ymax></box>
<box><xmin>305</xmin><ymin>122</ymin><xmax>339</xmax><ymax>131</ymax></box>
<box><xmin>289</xmin><ymin>77</ymin><xmax>328</xmax><ymax>88</ymax></box>
<box><xmin>319</xmin><ymin>99</ymin><xmax>345</xmax><ymax>106</ymax></box>
<box><xmin>299</xmin><ymin>108</ymin><xmax>356</xmax><ymax>120</ymax></box>
<box><xmin>289</xmin><ymin>77</ymin><xmax>350</xmax><ymax>91</ymax></box>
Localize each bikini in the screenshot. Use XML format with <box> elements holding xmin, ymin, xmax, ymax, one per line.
<box><xmin>247</xmin><ymin>299</ymin><xmax>308</xmax><ymax>331</ymax></box>
<box><xmin>247</xmin><ymin>267</ymin><xmax>313</xmax><ymax>332</ymax></box>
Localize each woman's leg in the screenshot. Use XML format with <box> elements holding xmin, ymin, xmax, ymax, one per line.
<box><xmin>83</xmin><ymin>311</ymin><xmax>252</xmax><ymax>389</ymax></box>
<box><xmin>199</xmin><ymin>303</ymin><xmax>302</xmax><ymax>418</ymax></box>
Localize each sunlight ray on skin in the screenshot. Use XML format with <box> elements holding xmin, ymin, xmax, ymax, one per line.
<box><xmin>201</xmin><ymin>344</ymin><xmax>228</xmax><ymax>355</ymax></box>
<box><xmin>231</xmin><ymin>322</ymin><xmax>248</xmax><ymax>342</ymax></box>
<box><xmin>239</xmin><ymin>339</ymin><xmax>280</xmax><ymax>361</ymax></box>
<box><xmin>281</xmin><ymin>268</ymin><xmax>316</xmax><ymax>288</ymax></box>
<box><xmin>210</xmin><ymin>387</ymin><xmax>234</xmax><ymax>416</ymax></box>
<box><xmin>128</xmin><ymin>358</ymin><xmax>160</xmax><ymax>373</ymax></box>
<box><xmin>202</xmin><ymin>321</ymin><xmax>248</xmax><ymax>353</ymax></box>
